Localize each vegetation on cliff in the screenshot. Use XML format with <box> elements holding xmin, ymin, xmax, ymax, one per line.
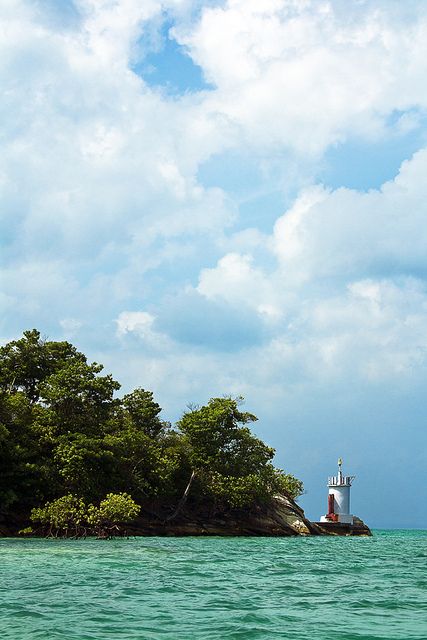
<box><xmin>0</xmin><ymin>330</ymin><xmax>303</xmax><ymax>534</ymax></box>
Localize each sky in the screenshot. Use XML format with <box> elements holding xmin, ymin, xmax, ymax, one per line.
<box><xmin>1</xmin><ymin>0</ymin><xmax>427</xmax><ymax>528</ymax></box>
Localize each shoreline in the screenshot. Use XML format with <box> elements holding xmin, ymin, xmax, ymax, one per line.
<box><xmin>0</xmin><ymin>495</ymin><xmax>371</xmax><ymax>538</ymax></box>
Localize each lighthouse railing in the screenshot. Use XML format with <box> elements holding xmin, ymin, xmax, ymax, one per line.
<box><xmin>328</xmin><ymin>475</ymin><xmax>355</xmax><ymax>486</ymax></box>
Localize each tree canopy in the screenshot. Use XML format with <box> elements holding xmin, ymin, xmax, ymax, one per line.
<box><xmin>0</xmin><ymin>330</ymin><xmax>303</xmax><ymax>532</ymax></box>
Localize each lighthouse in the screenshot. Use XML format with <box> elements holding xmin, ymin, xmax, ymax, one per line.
<box><xmin>320</xmin><ymin>458</ymin><xmax>355</xmax><ymax>525</ymax></box>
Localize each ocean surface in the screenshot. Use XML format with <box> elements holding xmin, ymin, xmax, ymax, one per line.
<box><xmin>0</xmin><ymin>530</ymin><xmax>426</xmax><ymax>640</ymax></box>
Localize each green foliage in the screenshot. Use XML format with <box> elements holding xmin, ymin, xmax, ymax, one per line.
<box><xmin>31</xmin><ymin>492</ymin><xmax>140</xmax><ymax>537</ymax></box>
<box><xmin>122</xmin><ymin>388</ymin><xmax>168</xmax><ymax>438</ymax></box>
<box><xmin>18</xmin><ymin>527</ymin><xmax>34</xmax><ymax>536</ymax></box>
<box><xmin>204</xmin><ymin>472</ymin><xmax>267</xmax><ymax>508</ymax></box>
<box><xmin>176</xmin><ymin>397</ymin><xmax>303</xmax><ymax>507</ymax></box>
<box><xmin>273</xmin><ymin>471</ymin><xmax>304</xmax><ymax>500</ymax></box>
<box><xmin>87</xmin><ymin>492</ymin><xmax>140</xmax><ymax>527</ymax></box>
<box><xmin>39</xmin><ymin>360</ymin><xmax>121</xmax><ymax>436</ymax></box>
<box><xmin>31</xmin><ymin>494</ymin><xmax>87</xmax><ymax>535</ymax></box>
<box><xmin>178</xmin><ymin>397</ymin><xmax>264</xmax><ymax>472</ymax></box>
<box><xmin>53</xmin><ymin>433</ymin><xmax>116</xmax><ymax>499</ymax></box>
<box><xmin>1</xmin><ymin>330</ymin><xmax>304</xmax><ymax>531</ymax></box>
<box><xmin>0</xmin><ymin>330</ymin><xmax>86</xmax><ymax>402</ymax></box>
<box><xmin>202</xmin><ymin>465</ymin><xmax>303</xmax><ymax>507</ymax></box>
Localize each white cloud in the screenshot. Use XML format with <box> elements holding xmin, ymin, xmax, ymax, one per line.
<box><xmin>191</xmin><ymin>147</ymin><xmax>427</xmax><ymax>385</ymax></box>
<box><xmin>74</xmin><ymin>0</ymin><xmax>161</xmax><ymax>67</ymax></box>
<box><xmin>2</xmin><ymin>0</ymin><xmax>427</xmax><ymax>378</ymax></box>
<box><xmin>176</xmin><ymin>0</ymin><xmax>427</xmax><ymax>155</ymax></box>
<box><xmin>2</xmin><ymin>0</ymin><xmax>427</xmax><ymax>307</ymax></box>
<box><xmin>0</xmin><ymin>0</ymin><xmax>233</xmax><ymax>257</ymax></box>
<box><xmin>116</xmin><ymin>310</ymin><xmax>154</xmax><ymax>334</ymax></box>
<box><xmin>197</xmin><ymin>252</ymin><xmax>282</xmax><ymax>319</ymax></box>
<box><xmin>273</xmin><ymin>148</ymin><xmax>427</xmax><ymax>283</ymax></box>
<box><xmin>115</xmin><ymin>310</ymin><xmax>172</xmax><ymax>350</ymax></box>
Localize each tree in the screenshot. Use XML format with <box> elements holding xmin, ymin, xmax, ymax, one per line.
<box><xmin>0</xmin><ymin>331</ymin><xmax>123</xmax><ymax>511</ymax></box>
<box><xmin>52</xmin><ymin>433</ymin><xmax>117</xmax><ymax>500</ymax></box>
<box><xmin>178</xmin><ymin>397</ymin><xmax>263</xmax><ymax>475</ymax></box>
<box><xmin>31</xmin><ymin>494</ymin><xmax>87</xmax><ymax>537</ymax></box>
<box><xmin>31</xmin><ymin>492</ymin><xmax>141</xmax><ymax>538</ymax></box>
<box><xmin>104</xmin><ymin>428</ymin><xmax>164</xmax><ymax>499</ymax></box>
<box><xmin>1</xmin><ymin>330</ymin><xmax>304</xmax><ymax>531</ymax></box>
<box><xmin>87</xmin><ymin>493</ymin><xmax>141</xmax><ymax>537</ymax></box>
<box><xmin>39</xmin><ymin>360</ymin><xmax>121</xmax><ymax>437</ymax></box>
<box><xmin>122</xmin><ymin>388</ymin><xmax>168</xmax><ymax>439</ymax></box>
<box><xmin>0</xmin><ymin>330</ymin><xmax>86</xmax><ymax>402</ymax></box>
<box><xmin>0</xmin><ymin>390</ymin><xmax>53</xmax><ymax>510</ymax></box>
<box><xmin>167</xmin><ymin>396</ymin><xmax>299</xmax><ymax>516</ymax></box>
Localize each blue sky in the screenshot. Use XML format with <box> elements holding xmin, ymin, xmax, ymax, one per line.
<box><xmin>1</xmin><ymin>0</ymin><xmax>427</xmax><ymax>528</ymax></box>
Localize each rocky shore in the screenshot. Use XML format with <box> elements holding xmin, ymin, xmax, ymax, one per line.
<box><xmin>123</xmin><ymin>494</ymin><xmax>371</xmax><ymax>537</ymax></box>
<box><xmin>0</xmin><ymin>494</ymin><xmax>371</xmax><ymax>538</ymax></box>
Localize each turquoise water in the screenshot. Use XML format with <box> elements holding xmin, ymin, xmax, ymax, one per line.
<box><xmin>1</xmin><ymin>531</ymin><xmax>426</xmax><ymax>639</ymax></box>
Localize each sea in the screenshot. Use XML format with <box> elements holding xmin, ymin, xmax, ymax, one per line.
<box><xmin>0</xmin><ymin>530</ymin><xmax>426</xmax><ymax>640</ymax></box>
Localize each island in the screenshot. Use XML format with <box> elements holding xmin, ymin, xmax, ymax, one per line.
<box><xmin>0</xmin><ymin>330</ymin><xmax>370</xmax><ymax>538</ymax></box>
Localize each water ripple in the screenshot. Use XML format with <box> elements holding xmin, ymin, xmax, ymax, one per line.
<box><xmin>0</xmin><ymin>531</ymin><xmax>426</xmax><ymax>639</ymax></box>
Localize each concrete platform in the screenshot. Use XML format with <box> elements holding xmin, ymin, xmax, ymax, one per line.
<box><xmin>313</xmin><ymin>517</ymin><xmax>372</xmax><ymax>536</ymax></box>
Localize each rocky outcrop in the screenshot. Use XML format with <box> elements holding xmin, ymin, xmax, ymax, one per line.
<box><xmin>1</xmin><ymin>496</ymin><xmax>371</xmax><ymax>537</ymax></box>
<box><xmin>123</xmin><ymin>495</ymin><xmax>371</xmax><ymax>537</ymax></box>
<box><xmin>121</xmin><ymin>494</ymin><xmax>316</xmax><ymax>537</ymax></box>
<box><xmin>313</xmin><ymin>516</ymin><xmax>372</xmax><ymax>536</ymax></box>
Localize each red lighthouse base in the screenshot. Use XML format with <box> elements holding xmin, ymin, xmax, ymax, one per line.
<box><xmin>325</xmin><ymin>494</ymin><xmax>338</xmax><ymax>521</ymax></box>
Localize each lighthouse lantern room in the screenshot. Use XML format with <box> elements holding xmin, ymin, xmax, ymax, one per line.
<box><xmin>320</xmin><ymin>458</ymin><xmax>355</xmax><ymax>525</ymax></box>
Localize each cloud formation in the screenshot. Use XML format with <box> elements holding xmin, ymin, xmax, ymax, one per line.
<box><xmin>177</xmin><ymin>0</ymin><xmax>427</xmax><ymax>154</ymax></box>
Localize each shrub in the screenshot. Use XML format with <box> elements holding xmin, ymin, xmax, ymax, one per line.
<box><xmin>31</xmin><ymin>492</ymin><xmax>141</xmax><ymax>538</ymax></box>
<box><xmin>31</xmin><ymin>494</ymin><xmax>87</xmax><ymax>536</ymax></box>
<box><xmin>87</xmin><ymin>492</ymin><xmax>140</xmax><ymax>528</ymax></box>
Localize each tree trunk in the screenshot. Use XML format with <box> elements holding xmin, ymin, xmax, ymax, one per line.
<box><xmin>165</xmin><ymin>470</ymin><xmax>196</xmax><ymax>522</ymax></box>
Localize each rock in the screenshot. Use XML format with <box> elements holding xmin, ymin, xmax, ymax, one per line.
<box><xmin>123</xmin><ymin>494</ymin><xmax>370</xmax><ymax>537</ymax></box>
<box><xmin>313</xmin><ymin>516</ymin><xmax>372</xmax><ymax>536</ymax></box>
<box><xmin>3</xmin><ymin>496</ymin><xmax>371</xmax><ymax>537</ymax></box>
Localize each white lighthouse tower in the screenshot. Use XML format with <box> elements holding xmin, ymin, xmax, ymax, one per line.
<box><xmin>320</xmin><ymin>458</ymin><xmax>355</xmax><ymax>524</ymax></box>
